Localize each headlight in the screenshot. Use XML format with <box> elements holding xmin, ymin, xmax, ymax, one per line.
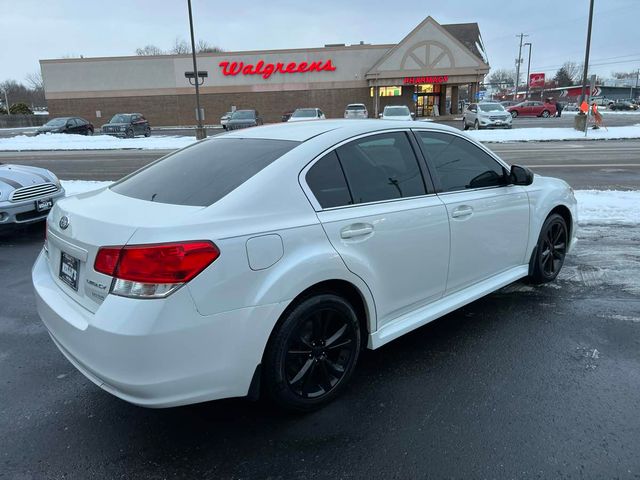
<box><xmin>48</xmin><ymin>172</ymin><xmax>62</xmax><ymax>188</ymax></box>
<box><xmin>119</xmin><ymin>126</ymin><xmax>126</xmax><ymax>131</ymax></box>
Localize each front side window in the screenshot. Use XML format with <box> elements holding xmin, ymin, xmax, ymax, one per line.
<box><xmin>416</xmin><ymin>131</ymin><xmax>508</xmax><ymax>192</ymax></box>
<box><xmin>291</xmin><ymin>109</ymin><xmax>317</xmax><ymax>118</ymax></box>
<box><xmin>111</xmin><ymin>138</ymin><xmax>299</xmax><ymax>206</ymax></box>
<box><xmin>335</xmin><ymin>132</ymin><xmax>426</xmax><ymax>204</ymax></box>
<box><xmin>110</xmin><ymin>114</ymin><xmax>132</xmax><ymax>124</ymax></box>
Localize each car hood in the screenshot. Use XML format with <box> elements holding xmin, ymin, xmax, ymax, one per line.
<box><xmin>382</xmin><ymin>115</ymin><xmax>413</xmax><ymax>121</ymax></box>
<box><xmin>0</xmin><ymin>164</ymin><xmax>55</xmax><ymax>193</ymax></box>
<box><xmin>288</xmin><ymin>117</ymin><xmax>319</xmax><ymax>122</ymax></box>
<box><xmin>37</xmin><ymin>125</ymin><xmax>64</xmax><ymax>131</ymax></box>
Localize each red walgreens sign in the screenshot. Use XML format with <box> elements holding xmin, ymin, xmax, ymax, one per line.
<box><xmin>529</xmin><ymin>73</ymin><xmax>545</xmax><ymax>88</ymax></box>
<box><xmin>404</xmin><ymin>75</ymin><xmax>448</xmax><ymax>84</ymax></box>
<box><xmin>218</xmin><ymin>59</ymin><xmax>336</xmax><ymax>80</ymax></box>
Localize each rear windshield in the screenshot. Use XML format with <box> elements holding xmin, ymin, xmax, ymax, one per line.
<box><xmin>111</xmin><ymin>138</ymin><xmax>299</xmax><ymax>206</ymax></box>
<box><xmin>384</xmin><ymin>106</ymin><xmax>410</xmax><ymax>116</ymax></box>
<box><xmin>347</xmin><ymin>105</ymin><xmax>365</xmax><ymax>110</ymax></box>
<box><xmin>231</xmin><ymin>110</ymin><xmax>255</xmax><ymax>120</ymax></box>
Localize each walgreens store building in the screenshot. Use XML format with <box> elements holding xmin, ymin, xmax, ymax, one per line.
<box><xmin>41</xmin><ymin>16</ymin><xmax>489</xmax><ymax>125</ymax></box>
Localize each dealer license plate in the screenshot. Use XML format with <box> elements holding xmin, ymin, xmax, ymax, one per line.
<box><xmin>59</xmin><ymin>252</ymin><xmax>79</xmax><ymax>291</ymax></box>
<box><xmin>36</xmin><ymin>197</ymin><xmax>53</xmax><ymax>212</ymax></box>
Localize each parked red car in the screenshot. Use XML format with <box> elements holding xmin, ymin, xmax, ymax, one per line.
<box><xmin>507</xmin><ymin>101</ymin><xmax>557</xmax><ymax>118</ymax></box>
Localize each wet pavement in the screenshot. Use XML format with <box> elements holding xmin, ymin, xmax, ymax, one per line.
<box><xmin>1</xmin><ymin>218</ymin><xmax>639</xmax><ymax>478</ymax></box>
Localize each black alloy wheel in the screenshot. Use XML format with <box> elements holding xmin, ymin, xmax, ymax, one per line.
<box><xmin>530</xmin><ymin>213</ymin><xmax>568</xmax><ymax>283</ymax></box>
<box><xmin>264</xmin><ymin>294</ymin><xmax>361</xmax><ymax>411</ymax></box>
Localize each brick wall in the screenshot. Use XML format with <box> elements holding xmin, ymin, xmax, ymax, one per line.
<box><xmin>48</xmin><ymin>87</ymin><xmax>379</xmax><ymax>127</ymax></box>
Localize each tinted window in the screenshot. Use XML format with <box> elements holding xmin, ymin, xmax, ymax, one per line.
<box><xmin>111</xmin><ymin>138</ymin><xmax>299</xmax><ymax>206</ymax></box>
<box><xmin>231</xmin><ymin>110</ymin><xmax>256</xmax><ymax>120</ymax></box>
<box><xmin>417</xmin><ymin>131</ymin><xmax>507</xmax><ymax>192</ymax></box>
<box><xmin>306</xmin><ymin>151</ymin><xmax>352</xmax><ymax>208</ymax></box>
<box><xmin>336</xmin><ymin>132</ymin><xmax>426</xmax><ymax>204</ymax></box>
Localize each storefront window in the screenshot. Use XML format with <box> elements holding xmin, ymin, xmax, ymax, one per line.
<box><xmin>417</xmin><ymin>84</ymin><xmax>441</xmax><ymax>94</ymax></box>
<box><xmin>370</xmin><ymin>86</ymin><xmax>402</xmax><ymax>97</ymax></box>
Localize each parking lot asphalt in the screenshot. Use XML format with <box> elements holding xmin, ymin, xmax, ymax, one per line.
<box><xmin>2</xmin><ymin>217</ymin><xmax>640</xmax><ymax>479</ymax></box>
<box><xmin>2</xmin><ymin>139</ymin><xmax>640</xmax><ymax>190</ymax></box>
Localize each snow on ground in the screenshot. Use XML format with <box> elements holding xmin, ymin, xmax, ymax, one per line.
<box><xmin>574</xmin><ymin>190</ymin><xmax>640</xmax><ymax>225</ymax></box>
<box><xmin>61</xmin><ymin>181</ymin><xmax>640</xmax><ymax>227</ymax></box>
<box><xmin>466</xmin><ymin>125</ymin><xmax>640</xmax><ymax>143</ymax></box>
<box><xmin>562</xmin><ymin>110</ymin><xmax>640</xmax><ymax>116</ymax></box>
<box><xmin>0</xmin><ymin>133</ymin><xmax>196</xmax><ymax>151</ymax></box>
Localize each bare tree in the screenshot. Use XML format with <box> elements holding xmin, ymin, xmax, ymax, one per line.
<box><xmin>135</xmin><ymin>44</ymin><xmax>165</xmax><ymax>56</ymax></box>
<box><xmin>611</xmin><ymin>71</ymin><xmax>637</xmax><ymax>79</ymax></box>
<box><xmin>170</xmin><ymin>38</ymin><xmax>191</xmax><ymax>55</ymax></box>
<box><xmin>25</xmin><ymin>71</ymin><xmax>43</xmax><ymax>90</ymax></box>
<box><xmin>487</xmin><ymin>69</ymin><xmax>516</xmax><ymax>87</ymax></box>
<box><xmin>561</xmin><ymin>61</ymin><xmax>583</xmax><ymax>83</ymax></box>
<box><xmin>196</xmin><ymin>39</ymin><xmax>223</xmax><ymax>53</ymax></box>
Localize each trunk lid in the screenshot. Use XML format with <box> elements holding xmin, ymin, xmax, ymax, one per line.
<box><xmin>46</xmin><ymin>186</ymin><xmax>204</xmax><ymax>313</ymax></box>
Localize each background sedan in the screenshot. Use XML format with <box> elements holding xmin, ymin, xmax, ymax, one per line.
<box><xmin>507</xmin><ymin>101</ymin><xmax>557</xmax><ymax>118</ymax></box>
<box><xmin>36</xmin><ymin>117</ymin><xmax>94</xmax><ymax>136</ymax></box>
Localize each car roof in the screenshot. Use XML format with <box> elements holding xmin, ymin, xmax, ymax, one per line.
<box><xmin>222</xmin><ymin>119</ymin><xmax>458</xmax><ymax>142</ymax></box>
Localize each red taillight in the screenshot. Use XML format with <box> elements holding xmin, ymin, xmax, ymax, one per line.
<box><xmin>94</xmin><ymin>241</ymin><xmax>219</xmax><ymax>283</ymax></box>
<box><xmin>94</xmin><ymin>247</ymin><xmax>122</xmax><ymax>276</ymax></box>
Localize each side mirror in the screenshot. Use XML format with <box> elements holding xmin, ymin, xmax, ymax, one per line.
<box><xmin>378</xmin><ymin>113</ymin><xmax>383</xmax><ymax>118</ymax></box>
<box><xmin>509</xmin><ymin>165</ymin><xmax>534</xmax><ymax>185</ymax></box>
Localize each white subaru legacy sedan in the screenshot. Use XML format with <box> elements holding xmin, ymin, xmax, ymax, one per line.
<box><xmin>33</xmin><ymin>120</ymin><xmax>577</xmax><ymax>411</ymax></box>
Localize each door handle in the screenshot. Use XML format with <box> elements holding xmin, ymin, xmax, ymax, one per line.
<box><xmin>451</xmin><ymin>206</ymin><xmax>474</xmax><ymax>218</ymax></box>
<box><xmin>340</xmin><ymin>224</ymin><xmax>374</xmax><ymax>239</ymax></box>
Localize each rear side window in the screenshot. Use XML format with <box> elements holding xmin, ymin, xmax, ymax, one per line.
<box><xmin>111</xmin><ymin>138</ymin><xmax>299</xmax><ymax>206</ymax></box>
<box><xmin>336</xmin><ymin>132</ymin><xmax>426</xmax><ymax>204</ymax></box>
<box><xmin>416</xmin><ymin>131</ymin><xmax>507</xmax><ymax>192</ymax></box>
<box><xmin>306</xmin><ymin>151</ymin><xmax>352</xmax><ymax>208</ymax></box>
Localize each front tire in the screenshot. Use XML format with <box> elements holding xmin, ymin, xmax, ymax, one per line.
<box><xmin>529</xmin><ymin>213</ymin><xmax>568</xmax><ymax>284</ymax></box>
<box><xmin>126</xmin><ymin>128</ymin><xmax>134</xmax><ymax>138</ymax></box>
<box><xmin>463</xmin><ymin>118</ymin><xmax>469</xmax><ymax>130</ymax></box>
<box><xmin>511</xmin><ymin>111</ymin><xmax>518</xmax><ymax>118</ymax></box>
<box><xmin>474</xmin><ymin>120</ymin><xmax>480</xmax><ymax>130</ymax></box>
<box><xmin>263</xmin><ymin>294</ymin><xmax>362</xmax><ymax>412</ymax></box>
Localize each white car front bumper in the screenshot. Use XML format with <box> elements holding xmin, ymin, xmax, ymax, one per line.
<box><xmin>32</xmin><ymin>250</ymin><xmax>287</xmax><ymax>407</ymax></box>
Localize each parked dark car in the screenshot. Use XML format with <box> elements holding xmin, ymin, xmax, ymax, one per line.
<box><xmin>609</xmin><ymin>101</ymin><xmax>637</xmax><ymax>111</ymax></box>
<box><xmin>101</xmin><ymin>113</ymin><xmax>151</xmax><ymax>138</ymax></box>
<box><xmin>226</xmin><ymin>110</ymin><xmax>263</xmax><ymax>130</ymax></box>
<box><xmin>36</xmin><ymin>117</ymin><xmax>94</xmax><ymax>136</ymax></box>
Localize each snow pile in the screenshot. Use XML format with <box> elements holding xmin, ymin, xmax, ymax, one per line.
<box><xmin>574</xmin><ymin>190</ymin><xmax>640</xmax><ymax>225</ymax></box>
<box><xmin>60</xmin><ymin>181</ymin><xmax>639</xmax><ymax>227</ymax></box>
<box><xmin>466</xmin><ymin>125</ymin><xmax>640</xmax><ymax>142</ymax></box>
<box><xmin>0</xmin><ymin>133</ymin><xmax>197</xmax><ymax>151</ymax></box>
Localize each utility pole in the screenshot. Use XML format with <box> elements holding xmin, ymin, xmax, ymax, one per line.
<box><xmin>579</xmin><ymin>0</ymin><xmax>595</xmax><ymax>105</ymax></box>
<box><xmin>513</xmin><ymin>33</ymin><xmax>528</xmax><ymax>101</ymax></box>
<box><xmin>524</xmin><ymin>42</ymin><xmax>532</xmax><ymax>100</ymax></box>
<box><xmin>187</xmin><ymin>0</ymin><xmax>206</xmax><ymax>140</ymax></box>
<box><xmin>631</xmin><ymin>69</ymin><xmax>639</xmax><ymax>100</ymax></box>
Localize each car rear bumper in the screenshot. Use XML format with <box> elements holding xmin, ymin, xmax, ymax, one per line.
<box><xmin>32</xmin><ymin>251</ymin><xmax>287</xmax><ymax>407</ymax></box>
<box><xmin>0</xmin><ymin>189</ymin><xmax>65</xmax><ymax>227</ymax></box>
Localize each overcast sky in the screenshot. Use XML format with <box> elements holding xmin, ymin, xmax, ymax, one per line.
<box><xmin>1</xmin><ymin>0</ymin><xmax>638</xmax><ymax>83</ymax></box>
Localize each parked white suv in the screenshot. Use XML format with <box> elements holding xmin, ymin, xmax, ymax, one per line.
<box><xmin>463</xmin><ymin>102</ymin><xmax>512</xmax><ymax>130</ymax></box>
<box><xmin>380</xmin><ymin>105</ymin><xmax>414</xmax><ymax>121</ymax></box>
<box><xmin>344</xmin><ymin>103</ymin><xmax>368</xmax><ymax>119</ymax></box>
<box><xmin>288</xmin><ymin>108</ymin><xmax>326</xmax><ymax>122</ymax></box>
<box><xmin>33</xmin><ymin>120</ymin><xmax>576</xmax><ymax>411</ymax></box>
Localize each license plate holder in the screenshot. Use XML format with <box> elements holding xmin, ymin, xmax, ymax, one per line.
<box><xmin>36</xmin><ymin>197</ymin><xmax>53</xmax><ymax>212</ymax></box>
<box><xmin>59</xmin><ymin>252</ymin><xmax>80</xmax><ymax>291</ymax></box>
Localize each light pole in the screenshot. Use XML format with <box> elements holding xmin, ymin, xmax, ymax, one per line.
<box><xmin>2</xmin><ymin>88</ymin><xmax>9</xmax><ymax>116</ymax></box>
<box><xmin>579</xmin><ymin>0</ymin><xmax>595</xmax><ymax>106</ymax></box>
<box><xmin>524</xmin><ymin>43</ymin><xmax>532</xmax><ymax>100</ymax></box>
<box><xmin>187</xmin><ymin>0</ymin><xmax>206</xmax><ymax>139</ymax></box>
<box><xmin>513</xmin><ymin>33</ymin><xmax>528</xmax><ymax>101</ymax></box>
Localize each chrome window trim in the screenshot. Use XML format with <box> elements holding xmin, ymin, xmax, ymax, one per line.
<box><xmin>298</xmin><ymin>128</ymin><xmax>436</xmax><ymax>212</ymax></box>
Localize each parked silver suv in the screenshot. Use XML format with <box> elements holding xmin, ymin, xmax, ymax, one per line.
<box><xmin>463</xmin><ymin>102</ymin><xmax>512</xmax><ymax>130</ymax></box>
<box><xmin>344</xmin><ymin>103</ymin><xmax>368</xmax><ymax>119</ymax></box>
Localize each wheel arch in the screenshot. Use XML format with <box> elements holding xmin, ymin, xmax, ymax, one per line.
<box><xmin>548</xmin><ymin>204</ymin><xmax>573</xmax><ymax>240</ymax></box>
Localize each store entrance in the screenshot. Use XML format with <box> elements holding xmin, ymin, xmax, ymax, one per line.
<box><xmin>415</xmin><ymin>84</ymin><xmax>442</xmax><ymax>117</ymax></box>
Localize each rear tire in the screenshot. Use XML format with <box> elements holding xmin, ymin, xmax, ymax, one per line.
<box><xmin>529</xmin><ymin>213</ymin><xmax>568</xmax><ymax>284</ymax></box>
<box><xmin>474</xmin><ymin>120</ymin><xmax>480</xmax><ymax>130</ymax></box>
<box><xmin>541</xmin><ymin>110</ymin><xmax>550</xmax><ymax>118</ymax></box>
<box><xmin>144</xmin><ymin>128</ymin><xmax>151</xmax><ymax>137</ymax></box>
<box><xmin>463</xmin><ymin>118</ymin><xmax>469</xmax><ymax>130</ymax></box>
<box><xmin>511</xmin><ymin>111</ymin><xmax>518</xmax><ymax>118</ymax></box>
<box><xmin>263</xmin><ymin>294</ymin><xmax>361</xmax><ymax>412</ymax></box>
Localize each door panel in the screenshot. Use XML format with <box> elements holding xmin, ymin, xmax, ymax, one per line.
<box><xmin>438</xmin><ymin>187</ymin><xmax>529</xmax><ymax>293</ymax></box>
<box><xmin>318</xmin><ymin>196</ymin><xmax>450</xmax><ymax>325</ymax></box>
